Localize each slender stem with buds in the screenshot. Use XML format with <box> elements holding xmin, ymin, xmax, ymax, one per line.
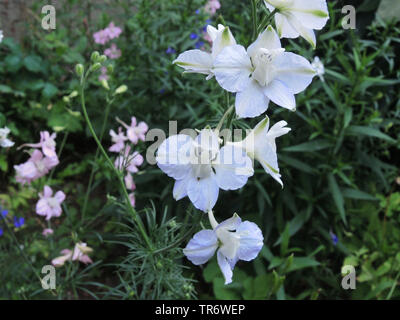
<box><xmin>78</xmin><ymin>72</ymin><xmax>153</xmax><ymax>250</ymax></box>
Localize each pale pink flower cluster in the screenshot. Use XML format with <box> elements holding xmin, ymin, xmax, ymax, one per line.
<box><xmin>52</xmin><ymin>242</ymin><xmax>93</xmax><ymax>267</ymax></box>
<box><xmin>109</xmin><ymin>117</ymin><xmax>148</xmax><ymax>207</ymax></box>
<box><xmin>14</xmin><ymin>131</ymin><xmax>59</xmax><ymax>185</ymax></box>
<box><xmin>104</xmin><ymin>43</ymin><xmax>122</xmax><ymax>59</ymax></box>
<box><xmin>93</xmin><ymin>22</ymin><xmax>122</xmax><ymax>45</ymax></box>
<box><xmin>204</xmin><ymin>0</ymin><xmax>221</xmax><ymax>15</ymax></box>
<box><xmin>93</xmin><ymin>22</ymin><xmax>122</xmax><ymax>81</ymax></box>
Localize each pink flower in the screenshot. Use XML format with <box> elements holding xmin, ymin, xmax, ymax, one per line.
<box><xmin>204</xmin><ymin>0</ymin><xmax>221</xmax><ymax>15</ymax></box>
<box><xmin>128</xmin><ymin>193</ymin><xmax>136</xmax><ymax>207</ymax></box>
<box><xmin>105</xmin><ymin>22</ymin><xmax>122</xmax><ymax>39</ymax></box>
<box><xmin>14</xmin><ymin>150</ymin><xmax>59</xmax><ymax>185</ymax></box>
<box><xmin>42</xmin><ymin>228</ymin><xmax>54</xmax><ymax>237</ymax></box>
<box><xmin>124</xmin><ymin>173</ymin><xmax>137</xmax><ymax>191</ymax></box>
<box><xmin>52</xmin><ymin>243</ymin><xmax>93</xmax><ymax>267</ymax></box>
<box><xmin>104</xmin><ymin>43</ymin><xmax>121</xmax><ymax>59</ymax></box>
<box><xmin>117</xmin><ymin>117</ymin><xmax>148</xmax><ymax>144</ymax></box>
<box><xmin>19</xmin><ymin>131</ymin><xmax>57</xmax><ymax>158</ymax></box>
<box><xmin>36</xmin><ymin>186</ymin><xmax>66</xmax><ymax>220</ymax></box>
<box><xmin>72</xmin><ymin>242</ymin><xmax>93</xmax><ymax>264</ymax></box>
<box><xmin>52</xmin><ymin>249</ymin><xmax>72</xmax><ymax>267</ymax></box>
<box><xmin>114</xmin><ymin>146</ymin><xmax>144</xmax><ymax>173</ymax></box>
<box><xmin>93</xmin><ymin>29</ymin><xmax>109</xmax><ymax>45</ymax></box>
<box><xmin>109</xmin><ymin>127</ymin><xmax>127</xmax><ymax>153</ymax></box>
<box><xmin>98</xmin><ymin>66</ymin><xmax>109</xmax><ymax>81</ymax></box>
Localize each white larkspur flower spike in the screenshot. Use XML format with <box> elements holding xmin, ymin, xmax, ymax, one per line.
<box><xmin>156</xmin><ymin>129</ymin><xmax>254</xmax><ymax>212</ymax></box>
<box><xmin>0</xmin><ymin>127</ymin><xmax>15</xmax><ymax>148</ymax></box>
<box><xmin>213</xmin><ymin>26</ymin><xmax>316</xmax><ymax>118</ymax></box>
<box><xmin>229</xmin><ymin>116</ymin><xmax>291</xmax><ymax>186</ymax></box>
<box><xmin>264</xmin><ymin>0</ymin><xmax>329</xmax><ymax>49</ymax></box>
<box><xmin>173</xmin><ymin>24</ymin><xmax>236</xmax><ymax>80</ymax></box>
<box><xmin>183</xmin><ymin>211</ymin><xmax>264</xmax><ymax>285</ymax></box>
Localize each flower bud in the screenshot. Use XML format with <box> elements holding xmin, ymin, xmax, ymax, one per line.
<box><xmin>107</xmin><ymin>64</ymin><xmax>114</xmax><ymax>74</ymax></box>
<box><xmin>115</xmin><ymin>85</ymin><xmax>128</xmax><ymax>95</ymax></box>
<box><xmin>101</xmin><ymin>79</ymin><xmax>110</xmax><ymax>90</ymax></box>
<box><xmin>98</xmin><ymin>55</ymin><xmax>107</xmax><ymax>63</ymax></box>
<box><xmin>91</xmin><ymin>51</ymin><xmax>100</xmax><ymax>63</ymax></box>
<box><xmin>90</xmin><ymin>63</ymin><xmax>102</xmax><ymax>72</ymax></box>
<box><xmin>75</xmin><ymin>64</ymin><xmax>84</xmax><ymax>77</ymax></box>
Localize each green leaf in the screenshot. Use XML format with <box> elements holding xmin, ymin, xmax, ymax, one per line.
<box><xmin>0</xmin><ymin>85</ymin><xmax>13</xmax><ymax>94</ymax></box>
<box><xmin>23</xmin><ymin>55</ymin><xmax>43</xmax><ymax>73</ymax></box>
<box><xmin>4</xmin><ymin>55</ymin><xmax>22</xmax><ymax>72</ymax></box>
<box><xmin>342</xmin><ymin>188</ymin><xmax>377</xmax><ymax>201</ymax></box>
<box><xmin>283</xmin><ymin>139</ymin><xmax>332</xmax><ymax>152</ymax></box>
<box><xmin>42</xmin><ymin>83</ymin><xmax>59</xmax><ymax>99</ymax></box>
<box><xmin>347</xmin><ymin>125</ymin><xmax>396</xmax><ymax>143</ymax></box>
<box><xmin>287</xmin><ymin>257</ymin><xmax>320</xmax><ymax>272</ymax></box>
<box><xmin>328</xmin><ymin>173</ymin><xmax>347</xmax><ymax>225</ymax></box>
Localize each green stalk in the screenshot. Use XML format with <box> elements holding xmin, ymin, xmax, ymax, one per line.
<box><xmin>251</xmin><ymin>0</ymin><xmax>258</xmax><ymax>42</ymax></box>
<box><xmin>79</xmin><ymin>73</ymin><xmax>153</xmax><ymax>250</ymax></box>
<box><xmin>257</xmin><ymin>8</ymin><xmax>277</xmax><ymax>34</ymax></box>
<box><xmin>81</xmin><ymin>96</ymin><xmax>114</xmax><ymax>222</ymax></box>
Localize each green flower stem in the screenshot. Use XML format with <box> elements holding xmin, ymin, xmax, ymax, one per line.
<box><xmin>81</xmin><ymin>96</ymin><xmax>114</xmax><ymax>222</ymax></box>
<box><xmin>79</xmin><ymin>73</ymin><xmax>153</xmax><ymax>250</ymax></box>
<box><xmin>257</xmin><ymin>8</ymin><xmax>277</xmax><ymax>34</ymax></box>
<box><xmin>251</xmin><ymin>0</ymin><xmax>258</xmax><ymax>42</ymax></box>
<box><xmin>216</xmin><ymin>105</ymin><xmax>234</xmax><ymax>132</ymax></box>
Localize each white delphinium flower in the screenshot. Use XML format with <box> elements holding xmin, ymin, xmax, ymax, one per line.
<box><xmin>229</xmin><ymin>116</ymin><xmax>290</xmax><ymax>186</ymax></box>
<box><xmin>173</xmin><ymin>24</ymin><xmax>236</xmax><ymax>80</ymax></box>
<box><xmin>156</xmin><ymin>129</ymin><xmax>254</xmax><ymax>212</ymax></box>
<box><xmin>311</xmin><ymin>56</ymin><xmax>325</xmax><ymax>82</ymax></box>
<box><xmin>263</xmin><ymin>0</ymin><xmax>329</xmax><ymax>49</ymax></box>
<box><xmin>0</xmin><ymin>30</ymin><xmax>3</xmax><ymax>43</ymax></box>
<box><xmin>212</xmin><ymin>26</ymin><xmax>316</xmax><ymax>118</ymax></box>
<box><xmin>0</xmin><ymin>127</ymin><xmax>14</xmax><ymax>148</ymax></box>
<box><xmin>183</xmin><ymin>210</ymin><xmax>263</xmax><ymax>284</ymax></box>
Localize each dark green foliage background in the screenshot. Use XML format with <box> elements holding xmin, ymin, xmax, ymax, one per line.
<box><xmin>0</xmin><ymin>0</ymin><xmax>399</xmax><ymax>299</ymax></box>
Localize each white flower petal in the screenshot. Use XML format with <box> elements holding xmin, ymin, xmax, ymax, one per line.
<box><xmin>274</xmin><ymin>52</ymin><xmax>316</xmax><ymax>94</ymax></box>
<box><xmin>211</xmin><ymin>25</ymin><xmax>237</xmax><ymax>59</ymax></box>
<box><xmin>275</xmin><ymin>12</ymin><xmax>299</xmax><ymax>38</ymax></box>
<box><xmin>247</xmin><ymin>25</ymin><xmax>282</xmax><ymax>59</ymax></box>
<box><xmin>183</xmin><ymin>229</ymin><xmax>218</xmax><ymax>265</ymax></box>
<box><xmin>217</xmin><ymin>250</ymin><xmax>234</xmax><ymax>285</ymax></box>
<box><xmin>285</xmin><ymin>13</ymin><xmax>317</xmax><ymax>48</ymax></box>
<box><xmin>235</xmin><ymin>79</ymin><xmax>270</xmax><ymax>118</ymax></box>
<box><xmin>173</xmin><ymin>49</ymin><xmax>213</xmax><ymax>76</ymax></box>
<box><xmin>213</xmin><ymin>45</ymin><xmax>253</xmax><ymax>93</ymax></box>
<box><xmin>291</xmin><ymin>0</ymin><xmax>329</xmax><ymax>30</ymax></box>
<box><xmin>237</xmin><ymin>221</ymin><xmax>264</xmax><ymax>261</ymax></box>
<box><xmin>156</xmin><ymin>134</ymin><xmax>193</xmax><ymax>180</ymax></box>
<box><xmin>187</xmin><ymin>173</ymin><xmax>219</xmax><ymax>212</ymax></box>
<box><xmin>263</xmin><ymin>79</ymin><xmax>296</xmax><ymax>111</ymax></box>
<box><xmin>173</xmin><ymin>178</ymin><xmax>189</xmax><ymax>201</ymax></box>
<box><xmin>214</xmin><ymin>145</ymin><xmax>254</xmax><ymax>191</ymax></box>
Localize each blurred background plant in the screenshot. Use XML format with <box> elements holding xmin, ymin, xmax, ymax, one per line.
<box><xmin>0</xmin><ymin>0</ymin><xmax>399</xmax><ymax>300</ymax></box>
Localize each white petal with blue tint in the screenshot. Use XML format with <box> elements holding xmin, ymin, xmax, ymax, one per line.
<box><xmin>235</xmin><ymin>79</ymin><xmax>270</xmax><ymax>119</ymax></box>
<box><xmin>217</xmin><ymin>250</ymin><xmax>234</xmax><ymax>285</ymax></box>
<box><xmin>183</xmin><ymin>230</ymin><xmax>218</xmax><ymax>265</ymax></box>
<box><xmin>237</xmin><ymin>221</ymin><xmax>264</xmax><ymax>261</ymax></box>
<box><xmin>263</xmin><ymin>79</ymin><xmax>296</xmax><ymax>111</ymax></box>
<box><xmin>187</xmin><ymin>173</ymin><xmax>219</xmax><ymax>212</ymax></box>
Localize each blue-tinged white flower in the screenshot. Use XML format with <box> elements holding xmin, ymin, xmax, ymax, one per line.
<box><xmin>0</xmin><ymin>127</ymin><xmax>14</xmax><ymax>148</ymax></box>
<box><xmin>212</xmin><ymin>26</ymin><xmax>316</xmax><ymax>118</ymax></box>
<box><xmin>156</xmin><ymin>129</ymin><xmax>254</xmax><ymax>212</ymax></box>
<box><xmin>311</xmin><ymin>56</ymin><xmax>325</xmax><ymax>82</ymax></box>
<box><xmin>184</xmin><ymin>210</ymin><xmax>264</xmax><ymax>284</ymax></box>
<box><xmin>229</xmin><ymin>116</ymin><xmax>290</xmax><ymax>186</ymax></box>
<box><xmin>264</xmin><ymin>0</ymin><xmax>329</xmax><ymax>48</ymax></box>
<box><xmin>173</xmin><ymin>24</ymin><xmax>236</xmax><ymax>80</ymax></box>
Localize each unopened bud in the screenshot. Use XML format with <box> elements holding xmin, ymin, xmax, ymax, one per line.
<box><xmin>98</xmin><ymin>55</ymin><xmax>107</xmax><ymax>63</ymax></box>
<box><xmin>91</xmin><ymin>51</ymin><xmax>100</xmax><ymax>63</ymax></box>
<box><xmin>90</xmin><ymin>63</ymin><xmax>102</xmax><ymax>72</ymax></box>
<box><xmin>75</xmin><ymin>64</ymin><xmax>84</xmax><ymax>77</ymax></box>
<box><xmin>115</xmin><ymin>85</ymin><xmax>128</xmax><ymax>95</ymax></box>
<box><xmin>101</xmin><ymin>79</ymin><xmax>110</xmax><ymax>90</ymax></box>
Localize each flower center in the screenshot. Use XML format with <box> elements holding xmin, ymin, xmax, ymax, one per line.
<box><xmin>252</xmin><ymin>48</ymin><xmax>285</xmax><ymax>87</ymax></box>
<box><xmin>47</xmin><ymin>197</ymin><xmax>59</xmax><ymax>208</ymax></box>
<box><xmin>191</xmin><ymin>144</ymin><xmax>218</xmax><ymax>179</ymax></box>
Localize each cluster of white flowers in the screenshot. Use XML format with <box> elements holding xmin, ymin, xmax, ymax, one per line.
<box><xmin>157</xmin><ymin>0</ymin><xmax>329</xmax><ymax>284</ymax></box>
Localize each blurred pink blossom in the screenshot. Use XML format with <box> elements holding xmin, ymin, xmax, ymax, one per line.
<box><xmin>105</xmin><ymin>22</ymin><xmax>122</xmax><ymax>40</ymax></box>
<box><xmin>42</xmin><ymin>228</ymin><xmax>54</xmax><ymax>237</ymax></box>
<box><xmin>52</xmin><ymin>243</ymin><xmax>93</xmax><ymax>267</ymax></box>
<box><xmin>104</xmin><ymin>43</ymin><xmax>121</xmax><ymax>59</ymax></box>
<box><xmin>19</xmin><ymin>131</ymin><xmax>57</xmax><ymax>158</ymax></box>
<box><xmin>93</xmin><ymin>30</ymin><xmax>109</xmax><ymax>45</ymax></box>
<box><xmin>14</xmin><ymin>150</ymin><xmax>59</xmax><ymax>185</ymax></box>
<box><xmin>204</xmin><ymin>0</ymin><xmax>221</xmax><ymax>15</ymax></box>
<box><xmin>109</xmin><ymin>127</ymin><xmax>127</xmax><ymax>153</ymax></box>
<box><xmin>124</xmin><ymin>173</ymin><xmax>137</xmax><ymax>191</ymax></box>
<box><xmin>117</xmin><ymin>117</ymin><xmax>148</xmax><ymax>145</ymax></box>
<box><xmin>98</xmin><ymin>66</ymin><xmax>109</xmax><ymax>81</ymax></box>
<box><xmin>36</xmin><ymin>185</ymin><xmax>66</xmax><ymax>220</ymax></box>
<box><xmin>93</xmin><ymin>22</ymin><xmax>122</xmax><ymax>45</ymax></box>
<box><xmin>128</xmin><ymin>193</ymin><xmax>136</xmax><ymax>207</ymax></box>
<box><xmin>114</xmin><ymin>146</ymin><xmax>144</xmax><ymax>173</ymax></box>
